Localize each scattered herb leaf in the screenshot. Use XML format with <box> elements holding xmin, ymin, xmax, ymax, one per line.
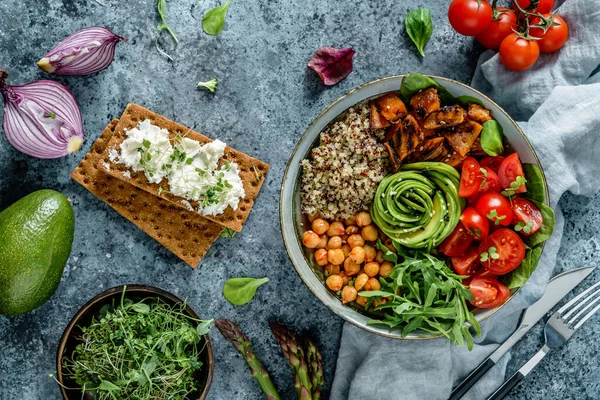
<box><xmin>220</xmin><ymin>227</ymin><xmax>237</xmax><ymax>238</ymax></box>
<box><xmin>198</xmin><ymin>78</ymin><xmax>218</xmax><ymax>93</ymax></box>
<box><xmin>202</xmin><ymin>1</ymin><xmax>231</xmax><ymax>36</ymax></box>
<box><xmin>405</xmin><ymin>8</ymin><xmax>433</xmax><ymax>57</ymax></box>
<box><xmin>223</xmin><ymin>277</ymin><xmax>269</xmax><ymax>306</ymax></box>
<box><xmin>307</xmin><ymin>47</ymin><xmax>356</xmax><ymax>86</ymax></box>
<box><xmin>156</xmin><ymin>0</ymin><xmax>178</xmax><ymax>61</ymax></box>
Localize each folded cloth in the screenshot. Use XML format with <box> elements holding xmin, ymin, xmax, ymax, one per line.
<box><xmin>330</xmin><ymin>1</ymin><xmax>600</xmax><ymax>399</ymax></box>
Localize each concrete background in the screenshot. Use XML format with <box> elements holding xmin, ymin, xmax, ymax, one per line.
<box><xmin>0</xmin><ymin>0</ymin><xmax>599</xmax><ymax>399</ymax></box>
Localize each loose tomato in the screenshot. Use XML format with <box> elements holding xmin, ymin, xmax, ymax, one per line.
<box><xmin>498</xmin><ymin>153</ymin><xmax>527</xmax><ymax>194</ymax></box>
<box><xmin>499</xmin><ymin>33</ymin><xmax>540</xmax><ymax>71</ymax></box>
<box><xmin>460</xmin><ymin>207</ymin><xmax>489</xmax><ymax>240</ymax></box>
<box><xmin>478</xmin><ymin>228</ymin><xmax>526</xmax><ymax>274</ymax></box>
<box><xmin>459</xmin><ymin>157</ymin><xmax>484</xmax><ymax>198</ymax></box>
<box><xmin>468</xmin><ymin>166</ymin><xmax>501</xmax><ymax>205</ymax></box>
<box><xmin>451</xmin><ymin>245</ymin><xmax>481</xmax><ymax>276</ymax></box>
<box><xmin>513</xmin><ymin>0</ymin><xmax>554</xmax><ymax>14</ymax></box>
<box><xmin>512</xmin><ymin>198</ymin><xmax>543</xmax><ymax>236</ymax></box>
<box><xmin>476</xmin><ymin>8</ymin><xmax>517</xmax><ymax>50</ymax></box>
<box><xmin>530</xmin><ymin>14</ymin><xmax>568</xmax><ymax>53</ymax></box>
<box><xmin>448</xmin><ymin>0</ymin><xmax>493</xmax><ymax>36</ymax></box>
<box><xmin>475</xmin><ymin>192</ymin><xmax>514</xmax><ymax>227</ymax></box>
<box><xmin>439</xmin><ymin>223</ymin><xmax>473</xmax><ymax>257</ymax></box>
<box><xmin>479</xmin><ymin>156</ymin><xmax>506</xmax><ymax>173</ymax></box>
<box><xmin>469</xmin><ymin>274</ymin><xmax>511</xmax><ymax>308</ymax></box>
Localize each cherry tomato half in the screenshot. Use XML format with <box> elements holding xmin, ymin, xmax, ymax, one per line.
<box><xmin>478</xmin><ymin>228</ymin><xmax>526</xmax><ymax>274</ymax></box>
<box><xmin>512</xmin><ymin>197</ymin><xmax>543</xmax><ymax>236</ymax></box>
<box><xmin>498</xmin><ymin>153</ymin><xmax>527</xmax><ymax>194</ymax></box>
<box><xmin>499</xmin><ymin>33</ymin><xmax>540</xmax><ymax>71</ymax></box>
<box><xmin>475</xmin><ymin>192</ymin><xmax>514</xmax><ymax>227</ymax></box>
<box><xmin>448</xmin><ymin>0</ymin><xmax>493</xmax><ymax>36</ymax></box>
<box><xmin>451</xmin><ymin>245</ymin><xmax>481</xmax><ymax>276</ymax></box>
<box><xmin>513</xmin><ymin>0</ymin><xmax>554</xmax><ymax>14</ymax></box>
<box><xmin>530</xmin><ymin>14</ymin><xmax>569</xmax><ymax>53</ymax></box>
<box><xmin>439</xmin><ymin>223</ymin><xmax>473</xmax><ymax>257</ymax></box>
<box><xmin>460</xmin><ymin>207</ymin><xmax>489</xmax><ymax>240</ymax></box>
<box><xmin>459</xmin><ymin>157</ymin><xmax>485</xmax><ymax>198</ymax></box>
<box><xmin>479</xmin><ymin>156</ymin><xmax>506</xmax><ymax>173</ymax></box>
<box><xmin>469</xmin><ymin>274</ymin><xmax>511</xmax><ymax>308</ymax></box>
<box><xmin>468</xmin><ymin>166</ymin><xmax>501</xmax><ymax>205</ymax></box>
<box><xmin>476</xmin><ymin>8</ymin><xmax>517</xmax><ymax>50</ymax></box>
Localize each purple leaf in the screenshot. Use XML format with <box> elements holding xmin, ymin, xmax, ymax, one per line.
<box><xmin>307</xmin><ymin>47</ymin><xmax>356</xmax><ymax>86</ymax></box>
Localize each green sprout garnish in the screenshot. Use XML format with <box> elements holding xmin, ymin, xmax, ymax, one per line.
<box><xmin>486</xmin><ymin>209</ymin><xmax>506</xmax><ymax>226</ymax></box>
<box><xmin>515</xmin><ymin>220</ymin><xmax>534</xmax><ymax>234</ymax></box>
<box><xmin>501</xmin><ymin>175</ymin><xmax>527</xmax><ymax>197</ymax></box>
<box><xmin>480</xmin><ymin>246</ymin><xmax>500</xmax><ymax>263</ymax></box>
<box><xmin>197</xmin><ymin>78</ymin><xmax>217</xmax><ymax>93</ymax></box>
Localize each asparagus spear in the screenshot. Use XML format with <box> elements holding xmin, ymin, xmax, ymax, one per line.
<box><xmin>214</xmin><ymin>319</ymin><xmax>281</xmax><ymax>400</ymax></box>
<box><xmin>269</xmin><ymin>322</ymin><xmax>313</xmax><ymax>400</ymax></box>
<box><xmin>304</xmin><ymin>337</ymin><xmax>324</xmax><ymax>400</ymax></box>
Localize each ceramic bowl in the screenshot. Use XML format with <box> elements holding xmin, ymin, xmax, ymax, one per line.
<box><xmin>280</xmin><ymin>75</ymin><xmax>549</xmax><ymax>339</ymax></box>
<box><xmin>56</xmin><ymin>284</ymin><xmax>214</xmax><ymax>399</ymax></box>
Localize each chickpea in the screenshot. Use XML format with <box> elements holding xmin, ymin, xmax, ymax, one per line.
<box><xmin>307</xmin><ymin>214</ymin><xmax>318</xmax><ymax>223</ymax></box>
<box><xmin>325</xmin><ymin>264</ymin><xmax>340</xmax><ymax>275</ymax></box>
<box><xmin>355</xmin><ymin>295</ymin><xmax>368</xmax><ymax>307</ymax></box>
<box><xmin>326</xmin><ymin>275</ymin><xmax>343</xmax><ymax>291</ymax></box>
<box><xmin>364</xmin><ymin>277</ymin><xmax>382</xmax><ymax>291</ymax></box>
<box><xmin>349</xmin><ymin>246</ymin><xmax>366</xmax><ymax>264</ymax></box>
<box><xmin>342</xmin><ymin>244</ymin><xmax>351</xmax><ymax>257</ymax></box>
<box><xmin>328</xmin><ymin>249</ymin><xmax>345</xmax><ymax>265</ymax></box>
<box><xmin>340</xmin><ymin>233</ymin><xmax>349</xmax><ymax>242</ymax></box>
<box><xmin>346</xmin><ymin>225</ymin><xmax>359</xmax><ymax>235</ymax></box>
<box><xmin>373</xmin><ymin>297</ymin><xmax>388</xmax><ymax>307</ymax></box>
<box><xmin>344</xmin><ymin>215</ymin><xmax>357</xmax><ymax>226</ymax></box>
<box><xmin>364</xmin><ymin>244</ymin><xmax>376</xmax><ymax>262</ymax></box>
<box><xmin>380</xmin><ymin>261</ymin><xmax>394</xmax><ymax>277</ymax></box>
<box><xmin>339</xmin><ymin>271</ymin><xmax>351</xmax><ymax>285</ymax></box>
<box><xmin>342</xmin><ymin>286</ymin><xmax>358</xmax><ymax>304</ymax></box>
<box><xmin>364</xmin><ymin>262</ymin><xmax>380</xmax><ymax>277</ymax></box>
<box><xmin>375</xmin><ymin>250</ymin><xmax>385</xmax><ymax>264</ymax></box>
<box><xmin>314</xmin><ymin>249</ymin><xmax>329</xmax><ymax>267</ymax></box>
<box><xmin>361</xmin><ymin>225</ymin><xmax>379</xmax><ymax>242</ymax></box>
<box><xmin>311</xmin><ymin>218</ymin><xmax>330</xmax><ymax>235</ymax></box>
<box><xmin>327</xmin><ymin>236</ymin><xmax>342</xmax><ymax>250</ymax></box>
<box><xmin>347</xmin><ymin>234</ymin><xmax>365</xmax><ymax>249</ymax></box>
<box><xmin>343</xmin><ymin>257</ymin><xmax>361</xmax><ymax>276</ymax></box>
<box><xmin>356</xmin><ymin>211</ymin><xmax>372</xmax><ymax>227</ymax></box>
<box><xmin>317</xmin><ymin>234</ymin><xmax>328</xmax><ymax>249</ymax></box>
<box><xmin>354</xmin><ymin>273</ymin><xmax>369</xmax><ymax>291</ymax></box>
<box><xmin>327</xmin><ymin>221</ymin><xmax>345</xmax><ymax>237</ymax></box>
<box><xmin>302</xmin><ymin>231</ymin><xmax>321</xmax><ymax>248</ymax></box>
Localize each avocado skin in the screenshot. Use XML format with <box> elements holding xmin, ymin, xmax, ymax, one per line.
<box><xmin>0</xmin><ymin>189</ymin><xmax>75</xmax><ymax>316</ymax></box>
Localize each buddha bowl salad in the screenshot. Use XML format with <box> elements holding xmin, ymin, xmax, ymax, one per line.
<box><xmin>299</xmin><ymin>73</ymin><xmax>555</xmax><ymax>349</ymax></box>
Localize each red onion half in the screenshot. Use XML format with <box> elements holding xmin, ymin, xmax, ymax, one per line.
<box><xmin>0</xmin><ymin>69</ymin><xmax>84</xmax><ymax>159</ymax></box>
<box><xmin>37</xmin><ymin>26</ymin><xmax>126</xmax><ymax>76</ymax></box>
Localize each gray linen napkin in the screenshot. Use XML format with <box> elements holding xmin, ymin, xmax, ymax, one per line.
<box><xmin>330</xmin><ymin>1</ymin><xmax>600</xmax><ymax>399</ymax></box>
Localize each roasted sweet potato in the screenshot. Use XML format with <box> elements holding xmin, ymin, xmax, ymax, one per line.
<box><xmin>370</xmin><ymin>102</ymin><xmax>391</xmax><ymax>130</ymax></box>
<box><xmin>384</xmin><ymin>122</ymin><xmax>401</xmax><ymax>143</ymax></box>
<box><xmin>384</xmin><ymin>142</ymin><xmax>402</xmax><ymax>172</ymax></box>
<box><xmin>374</xmin><ymin>93</ymin><xmax>408</xmax><ymax>124</ymax></box>
<box><xmin>423</xmin><ymin>105</ymin><xmax>466</xmax><ymax>129</ymax></box>
<box><xmin>444</xmin><ymin>148</ymin><xmax>466</xmax><ymax>168</ymax></box>
<box><xmin>391</xmin><ymin>125</ymin><xmax>410</xmax><ymax>161</ymax></box>
<box><xmin>410</xmin><ymin>88</ymin><xmax>441</xmax><ymax>119</ymax></box>
<box><xmin>467</xmin><ymin>103</ymin><xmax>492</xmax><ymax>123</ymax></box>
<box><xmin>401</xmin><ymin>114</ymin><xmax>424</xmax><ymax>151</ymax></box>
<box><xmin>409</xmin><ymin>111</ymin><xmax>437</xmax><ymax>137</ymax></box>
<box><xmin>407</xmin><ymin>137</ymin><xmax>446</xmax><ymax>163</ymax></box>
<box><xmin>443</xmin><ymin>120</ymin><xmax>483</xmax><ymax>157</ymax></box>
<box><xmin>468</xmin><ymin>138</ymin><xmax>488</xmax><ymax>157</ymax></box>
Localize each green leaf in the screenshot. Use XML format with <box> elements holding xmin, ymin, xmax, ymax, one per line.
<box><xmin>98</xmin><ymin>380</ymin><xmax>120</xmax><ymax>391</ymax></box>
<box><xmin>405</xmin><ymin>8</ymin><xmax>433</xmax><ymax>57</ymax></box>
<box><xmin>480</xmin><ymin>120</ymin><xmax>504</xmax><ymax>156</ymax></box>
<box><xmin>131</xmin><ymin>303</ymin><xmax>150</xmax><ymax>313</ymax></box>
<box><xmin>202</xmin><ymin>1</ymin><xmax>230</xmax><ymax>36</ymax></box>
<box><xmin>220</xmin><ymin>227</ymin><xmax>237</xmax><ymax>238</ymax></box>
<box><xmin>524</xmin><ymin>200</ymin><xmax>555</xmax><ymax>247</ymax></box>
<box><xmin>502</xmin><ymin>244</ymin><xmax>543</xmax><ymax>289</ymax></box>
<box><xmin>400</xmin><ymin>72</ymin><xmax>455</xmax><ymax>105</ymax></box>
<box><xmin>376</xmin><ymin>240</ymin><xmax>398</xmax><ymax>264</ymax></box>
<box><xmin>523</xmin><ymin>163</ymin><xmax>546</xmax><ymax>203</ymax></box>
<box><xmin>223</xmin><ymin>277</ymin><xmax>269</xmax><ymax>305</ymax></box>
<box><xmin>196</xmin><ymin>319</ymin><xmax>213</xmax><ymax>335</ymax></box>
<box><xmin>456</xmin><ymin>95</ymin><xmax>485</xmax><ymax>108</ymax></box>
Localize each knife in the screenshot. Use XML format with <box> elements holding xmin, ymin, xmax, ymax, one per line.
<box><xmin>449</xmin><ymin>266</ymin><xmax>596</xmax><ymax>400</ymax></box>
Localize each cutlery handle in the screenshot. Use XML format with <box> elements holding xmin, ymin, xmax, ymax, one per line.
<box><xmin>449</xmin><ymin>358</ymin><xmax>496</xmax><ymax>400</ymax></box>
<box><xmin>487</xmin><ymin>371</ymin><xmax>524</xmax><ymax>400</ymax></box>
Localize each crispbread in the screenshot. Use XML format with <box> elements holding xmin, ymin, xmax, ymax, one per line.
<box><xmin>71</xmin><ymin>119</ymin><xmax>224</xmax><ymax>268</ymax></box>
<box><xmin>97</xmin><ymin>103</ymin><xmax>270</xmax><ymax>232</ymax></box>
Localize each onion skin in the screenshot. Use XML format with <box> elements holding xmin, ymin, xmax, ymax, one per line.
<box><xmin>0</xmin><ymin>69</ymin><xmax>84</xmax><ymax>159</ymax></box>
<box><xmin>37</xmin><ymin>26</ymin><xmax>126</xmax><ymax>76</ymax></box>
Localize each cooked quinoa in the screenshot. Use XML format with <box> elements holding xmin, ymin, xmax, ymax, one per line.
<box><xmin>301</xmin><ymin>104</ymin><xmax>390</xmax><ymax>220</ymax></box>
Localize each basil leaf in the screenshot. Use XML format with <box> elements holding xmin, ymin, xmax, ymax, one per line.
<box><xmin>524</xmin><ymin>200</ymin><xmax>555</xmax><ymax>248</ymax></box>
<box><xmin>523</xmin><ymin>163</ymin><xmax>546</xmax><ymax>203</ymax></box>
<box><xmin>400</xmin><ymin>72</ymin><xmax>455</xmax><ymax>105</ymax></box>
<box><xmin>456</xmin><ymin>95</ymin><xmax>485</xmax><ymax>108</ymax></box>
<box><xmin>223</xmin><ymin>277</ymin><xmax>269</xmax><ymax>305</ymax></box>
<box><xmin>502</xmin><ymin>244</ymin><xmax>543</xmax><ymax>289</ymax></box>
<box><xmin>405</xmin><ymin>8</ymin><xmax>433</xmax><ymax>57</ymax></box>
<box><xmin>196</xmin><ymin>319</ymin><xmax>213</xmax><ymax>336</ymax></box>
<box><xmin>480</xmin><ymin>120</ymin><xmax>504</xmax><ymax>156</ymax></box>
<box><xmin>202</xmin><ymin>1</ymin><xmax>230</xmax><ymax>36</ymax></box>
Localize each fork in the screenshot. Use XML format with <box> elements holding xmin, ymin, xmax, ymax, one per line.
<box><xmin>488</xmin><ymin>280</ymin><xmax>600</xmax><ymax>400</ymax></box>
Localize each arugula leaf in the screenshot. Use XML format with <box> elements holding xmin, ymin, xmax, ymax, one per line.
<box><xmin>405</xmin><ymin>8</ymin><xmax>433</xmax><ymax>57</ymax></box>
<box><xmin>523</xmin><ymin>163</ymin><xmax>546</xmax><ymax>203</ymax></box>
<box><xmin>524</xmin><ymin>199</ymin><xmax>555</xmax><ymax>247</ymax></box>
<box><xmin>480</xmin><ymin>120</ymin><xmax>504</xmax><ymax>156</ymax></box>
<box><xmin>456</xmin><ymin>95</ymin><xmax>485</xmax><ymax>108</ymax></box>
<box><xmin>202</xmin><ymin>1</ymin><xmax>231</xmax><ymax>36</ymax></box>
<box><xmin>400</xmin><ymin>72</ymin><xmax>455</xmax><ymax>105</ymax></box>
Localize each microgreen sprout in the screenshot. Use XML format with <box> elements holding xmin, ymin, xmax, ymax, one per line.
<box><xmin>486</xmin><ymin>209</ymin><xmax>506</xmax><ymax>226</ymax></box>
<box><xmin>156</xmin><ymin>0</ymin><xmax>178</xmax><ymax>61</ymax></box>
<box><xmin>501</xmin><ymin>175</ymin><xmax>527</xmax><ymax>197</ymax></box>
<box><xmin>479</xmin><ymin>167</ymin><xmax>488</xmax><ymax>188</ymax></box>
<box><xmin>515</xmin><ymin>220</ymin><xmax>534</xmax><ymax>234</ymax></box>
<box><xmin>480</xmin><ymin>246</ymin><xmax>500</xmax><ymax>263</ymax></box>
<box><xmin>197</xmin><ymin>78</ymin><xmax>218</xmax><ymax>93</ymax></box>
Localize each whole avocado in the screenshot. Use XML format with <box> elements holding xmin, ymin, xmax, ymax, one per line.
<box><xmin>0</xmin><ymin>189</ymin><xmax>75</xmax><ymax>315</ymax></box>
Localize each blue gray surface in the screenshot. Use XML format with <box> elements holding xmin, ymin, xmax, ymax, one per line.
<box><xmin>0</xmin><ymin>1</ymin><xmax>598</xmax><ymax>399</ymax></box>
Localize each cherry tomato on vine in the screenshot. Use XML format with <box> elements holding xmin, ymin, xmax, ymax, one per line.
<box><xmin>451</xmin><ymin>245</ymin><xmax>481</xmax><ymax>276</ymax></box>
<box><xmin>512</xmin><ymin>198</ymin><xmax>543</xmax><ymax>236</ymax></box>
<box><xmin>478</xmin><ymin>228</ymin><xmax>526</xmax><ymax>274</ymax></box>
<box><xmin>530</xmin><ymin>14</ymin><xmax>569</xmax><ymax>53</ymax></box>
<box><xmin>448</xmin><ymin>0</ymin><xmax>493</xmax><ymax>36</ymax></box>
<box><xmin>476</xmin><ymin>8</ymin><xmax>517</xmax><ymax>50</ymax></box>
<box><xmin>459</xmin><ymin>157</ymin><xmax>485</xmax><ymax>198</ymax></box>
<box><xmin>475</xmin><ymin>192</ymin><xmax>513</xmax><ymax>227</ymax></box>
<box><xmin>460</xmin><ymin>207</ymin><xmax>489</xmax><ymax>240</ymax></box>
<box><xmin>479</xmin><ymin>156</ymin><xmax>506</xmax><ymax>173</ymax></box>
<box><xmin>498</xmin><ymin>153</ymin><xmax>527</xmax><ymax>194</ymax></box>
<box><xmin>513</xmin><ymin>0</ymin><xmax>555</xmax><ymax>14</ymax></box>
<box><xmin>439</xmin><ymin>223</ymin><xmax>473</xmax><ymax>257</ymax></box>
<box><xmin>499</xmin><ymin>33</ymin><xmax>540</xmax><ymax>71</ymax></box>
<box><xmin>469</xmin><ymin>274</ymin><xmax>511</xmax><ymax>308</ymax></box>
